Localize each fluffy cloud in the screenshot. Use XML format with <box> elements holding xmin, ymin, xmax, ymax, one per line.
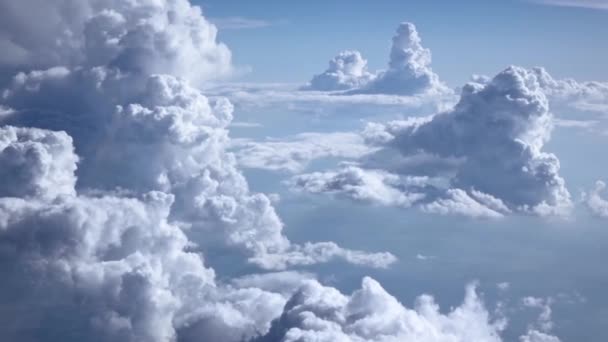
<box><xmin>291</xmin><ymin>66</ymin><xmax>572</xmax><ymax>217</ymax></box>
<box><xmin>356</xmin><ymin>22</ymin><xmax>447</xmax><ymax>96</ymax></box>
<box><xmin>303</xmin><ymin>50</ymin><xmax>375</xmax><ymax>91</ymax></box>
<box><xmin>302</xmin><ymin>22</ymin><xmax>449</xmax><ymax>96</ymax></box>
<box><xmin>0</xmin><ymin>1</ymin><xmax>400</xmax><ymax>340</ymax></box>
<box><xmin>0</xmin><ymin>126</ymin><xmax>77</xmax><ymax>199</ymax></box>
<box><xmin>475</xmin><ymin>67</ymin><xmax>608</xmax><ymax>116</ymax></box>
<box><xmin>0</xmin><ymin>125</ymin><xmax>287</xmax><ymax>341</ymax></box>
<box><xmin>255</xmin><ymin>277</ymin><xmax>506</xmax><ymax>342</ymax></box>
<box><xmin>0</xmin><ymin>1</ymin><xmax>394</xmax><ymax>272</ymax></box>
<box><xmin>290</xmin><ymin>165</ymin><xmax>428</xmax><ymax>208</ymax></box>
<box><xmin>584</xmin><ymin>180</ymin><xmax>608</xmax><ymax>218</ymax></box>
<box><xmin>0</xmin><ymin>0</ymin><xmax>233</xmax><ymax>85</ymax></box>
<box><xmin>232</xmin><ymin>132</ymin><xmax>377</xmax><ymax>173</ymax></box>
<box><xmin>0</xmin><ymin>3</ymin><xmax>569</xmax><ymax>341</ymax></box>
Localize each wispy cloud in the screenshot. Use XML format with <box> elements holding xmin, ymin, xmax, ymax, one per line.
<box><xmin>529</xmin><ymin>0</ymin><xmax>608</xmax><ymax>10</ymax></box>
<box><xmin>210</xmin><ymin>16</ymin><xmax>286</xmax><ymax>30</ymax></box>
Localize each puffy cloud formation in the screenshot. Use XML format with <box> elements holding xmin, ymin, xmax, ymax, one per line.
<box><xmin>0</xmin><ymin>1</ymin><xmax>402</xmax><ymax>340</ymax></box>
<box><xmin>303</xmin><ymin>22</ymin><xmax>448</xmax><ymax>96</ymax></box>
<box><xmin>584</xmin><ymin>181</ymin><xmax>608</xmax><ymax>218</ymax></box>
<box><xmin>255</xmin><ymin>277</ymin><xmax>506</xmax><ymax>342</ymax></box>
<box><xmin>0</xmin><ymin>0</ymin><xmax>394</xmax><ymax>272</ymax></box>
<box><xmin>232</xmin><ymin>132</ymin><xmax>377</xmax><ymax>173</ymax></box>
<box><xmin>303</xmin><ymin>50</ymin><xmax>375</xmax><ymax>91</ymax></box>
<box><xmin>0</xmin><ymin>126</ymin><xmax>77</xmax><ymax>199</ymax></box>
<box><xmin>475</xmin><ymin>67</ymin><xmax>608</xmax><ymax>115</ymax></box>
<box><xmin>0</xmin><ymin>125</ymin><xmax>289</xmax><ymax>341</ymax></box>
<box><xmin>0</xmin><ymin>0</ymin><xmax>233</xmax><ymax>85</ymax></box>
<box><xmin>0</xmin><ymin>2</ymin><xmax>569</xmax><ymax>341</ymax></box>
<box><xmin>291</xmin><ymin>66</ymin><xmax>572</xmax><ymax>217</ymax></box>
<box><xmin>357</xmin><ymin>22</ymin><xmax>447</xmax><ymax>95</ymax></box>
<box><xmin>290</xmin><ymin>165</ymin><xmax>427</xmax><ymax>208</ymax></box>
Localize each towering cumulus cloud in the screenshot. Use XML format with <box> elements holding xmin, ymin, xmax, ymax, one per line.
<box><xmin>292</xmin><ymin>66</ymin><xmax>572</xmax><ymax>217</ymax></box>
<box><xmin>358</xmin><ymin>22</ymin><xmax>446</xmax><ymax>95</ymax></box>
<box><xmin>303</xmin><ymin>50</ymin><xmax>375</xmax><ymax>91</ymax></box>
<box><xmin>304</xmin><ymin>22</ymin><xmax>447</xmax><ymax>95</ymax></box>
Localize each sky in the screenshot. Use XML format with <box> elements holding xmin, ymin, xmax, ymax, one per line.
<box><xmin>199</xmin><ymin>0</ymin><xmax>608</xmax><ymax>85</ymax></box>
<box><xmin>0</xmin><ymin>1</ymin><xmax>607</xmax><ymax>342</ymax></box>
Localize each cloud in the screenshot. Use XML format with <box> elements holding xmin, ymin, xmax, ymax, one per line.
<box><xmin>0</xmin><ymin>1</ymin><xmax>399</xmax><ymax>340</ymax></box>
<box><xmin>205</xmin><ymin>82</ymin><xmax>455</xmax><ymax>113</ymax></box>
<box><xmin>474</xmin><ymin>67</ymin><xmax>608</xmax><ymax>117</ymax></box>
<box><xmin>232</xmin><ymin>132</ymin><xmax>377</xmax><ymax>173</ymax></box>
<box><xmin>520</xmin><ymin>297</ymin><xmax>561</xmax><ymax>342</ymax></box>
<box><xmin>303</xmin><ymin>50</ymin><xmax>375</xmax><ymax>91</ymax></box>
<box><xmin>254</xmin><ymin>278</ymin><xmax>507</xmax><ymax>342</ymax></box>
<box><xmin>583</xmin><ymin>180</ymin><xmax>608</xmax><ymax>218</ymax></box>
<box><xmin>0</xmin><ymin>126</ymin><xmax>77</xmax><ymax>199</ymax></box>
<box><xmin>529</xmin><ymin>0</ymin><xmax>608</xmax><ymax>10</ymax></box>
<box><xmin>291</xmin><ymin>66</ymin><xmax>572</xmax><ymax>217</ymax></box>
<box><xmin>0</xmin><ymin>5</ymin><xmax>570</xmax><ymax>342</ymax></box>
<box><xmin>290</xmin><ymin>165</ymin><xmax>428</xmax><ymax>208</ymax></box>
<box><xmin>532</xmin><ymin>67</ymin><xmax>608</xmax><ymax>115</ymax></box>
<box><xmin>355</xmin><ymin>22</ymin><xmax>448</xmax><ymax>96</ymax></box>
<box><xmin>210</xmin><ymin>16</ymin><xmax>281</xmax><ymax>30</ymax></box>
<box><xmin>302</xmin><ymin>22</ymin><xmax>450</xmax><ymax>96</ymax></box>
<box><xmin>0</xmin><ymin>0</ymin><xmax>234</xmax><ymax>85</ymax></box>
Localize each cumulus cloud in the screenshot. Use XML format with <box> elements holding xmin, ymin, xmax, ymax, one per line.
<box><xmin>475</xmin><ymin>67</ymin><xmax>608</xmax><ymax>117</ymax></box>
<box><xmin>0</xmin><ymin>0</ymin><xmax>395</xmax><ymax>272</ymax></box>
<box><xmin>291</xmin><ymin>66</ymin><xmax>572</xmax><ymax>217</ymax></box>
<box><xmin>0</xmin><ymin>1</ymin><xmax>400</xmax><ymax>340</ymax></box>
<box><xmin>302</xmin><ymin>22</ymin><xmax>449</xmax><ymax>96</ymax></box>
<box><xmin>355</xmin><ymin>22</ymin><xmax>448</xmax><ymax>95</ymax></box>
<box><xmin>290</xmin><ymin>165</ymin><xmax>428</xmax><ymax>208</ymax></box>
<box><xmin>232</xmin><ymin>132</ymin><xmax>377</xmax><ymax>173</ymax></box>
<box><xmin>303</xmin><ymin>50</ymin><xmax>375</xmax><ymax>91</ymax></box>
<box><xmin>255</xmin><ymin>277</ymin><xmax>506</xmax><ymax>342</ymax></box>
<box><xmin>0</xmin><ymin>0</ymin><xmax>233</xmax><ymax>85</ymax></box>
<box><xmin>584</xmin><ymin>180</ymin><xmax>608</xmax><ymax>218</ymax></box>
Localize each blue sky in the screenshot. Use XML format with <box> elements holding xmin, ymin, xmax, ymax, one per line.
<box><xmin>200</xmin><ymin>0</ymin><xmax>608</xmax><ymax>85</ymax></box>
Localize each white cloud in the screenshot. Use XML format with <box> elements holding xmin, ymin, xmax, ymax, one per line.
<box><xmin>289</xmin><ymin>165</ymin><xmax>428</xmax><ymax>208</ymax></box>
<box><xmin>0</xmin><ymin>5</ymin><xmax>571</xmax><ymax>342</ymax></box>
<box><xmin>355</xmin><ymin>22</ymin><xmax>448</xmax><ymax>96</ymax></box>
<box><xmin>0</xmin><ymin>1</ymin><xmax>399</xmax><ymax>340</ymax></box>
<box><xmin>532</xmin><ymin>67</ymin><xmax>608</xmax><ymax>115</ymax></box>
<box><xmin>520</xmin><ymin>296</ymin><xmax>561</xmax><ymax>342</ymax></box>
<box><xmin>420</xmin><ymin>189</ymin><xmax>507</xmax><ymax>219</ymax></box>
<box><xmin>530</xmin><ymin>0</ymin><xmax>608</xmax><ymax>10</ymax></box>
<box><xmin>210</xmin><ymin>16</ymin><xmax>280</xmax><ymax>30</ymax></box>
<box><xmin>0</xmin><ymin>0</ymin><xmax>233</xmax><ymax>85</ymax></box>
<box><xmin>303</xmin><ymin>50</ymin><xmax>375</xmax><ymax>91</ymax></box>
<box><xmin>291</xmin><ymin>66</ymin><xmax>572</xmax><ymax>217</ymax></box>
<box><xmin>0</xmin><ymin>126</ymin><xmax>77</xmax><ymax>199</ymax></box>
<box><xmin>302</xmin><ymin>22</ymin><xmax>450</xmax><ymax>96</ymax></box>
<box><xmin>232</xmin><ymin>132</ymin><xmax>377</xmax><ymax>173</ymax></box>
<box><xmin>255</xmin><ymin>278</ymin><xmax>507</xmax><ymax>342</ymax></box>
<box><xmin>205</xmin><ymin>82</ymin><xmax>455</xmax><ymax>113</ymax></box>
<box><xmin>584</xmin><ymin>180</ymin><xmax>608</xmax><ymax>218</ymax></box>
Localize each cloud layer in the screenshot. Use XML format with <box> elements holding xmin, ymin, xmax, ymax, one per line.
<box><xmin>292</xmin><ymin>66</ymin><xmax>572</xmax><ymax>218</ymax></box>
